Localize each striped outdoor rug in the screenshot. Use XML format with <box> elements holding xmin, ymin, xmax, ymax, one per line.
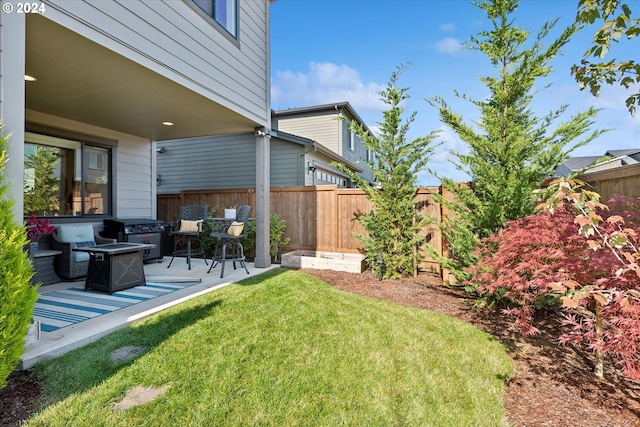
<box><xmin>33</xmin><ymin>279</ymin><xmax>201</xmax><ymax>332</ymax></box>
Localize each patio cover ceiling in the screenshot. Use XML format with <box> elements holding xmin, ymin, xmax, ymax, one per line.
<box><xmin>25</xmin><ymin>14</ymin><xmax>258</xmax><ymax>141</ymax></box>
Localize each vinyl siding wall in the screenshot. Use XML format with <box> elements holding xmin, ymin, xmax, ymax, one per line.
<box><xmin>273</xmin><ymin>113</ymin><xmax>341</xmax><ymax>153</ymax></box>
<box><xmin>340</xmin><ymin>116</ymin><xmax>374</xmax><ymax>183</ymax></box>
<box><xmin>271</xmin><ymin>138</ymin><xmax>306</xmax><ymax>187</ymax></box>
<box><xmin>117</xmin><ymin>142</ymin><xmax>154</xmax><ymax>218</ymax></box>
<box><xmin>43</xmin><ymin>0</ymin><xmax>269</xmax><ymax>125</ymax></box>
<box><xmin>156</xmin><ymin>134</ymin><xmax>304</xmax><ymax>194</ymax></box>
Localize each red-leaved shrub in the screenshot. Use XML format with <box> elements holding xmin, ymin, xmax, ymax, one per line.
<box><xmin>468</xmin><ymin>188</ymin><xmax>640</xmax><ymax>379</ymax></box>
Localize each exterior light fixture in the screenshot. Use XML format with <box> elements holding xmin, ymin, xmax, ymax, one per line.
<box><xmin>162</xmin><ymin>121</ymin><xmax>174</xmax><ymax>126</ymax></box>
<box><xmin>24</xmin><ymin>75</ymin><xmax>37</xmax><ymax>82</ymax></box>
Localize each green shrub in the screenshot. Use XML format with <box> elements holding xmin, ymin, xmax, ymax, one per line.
<box><xmin>242</xmin><ymin>219</ymin><xmax>256</xmax><ymax>256</ymax></box>
<box><xmin>200</xmin><ymin>215</ymin><xmax>218</xmax><ymax>257</ymax></box>
<box><xmin>0</xmin><ymin>128</ymin><xmax>38</xmax><ymax>389</ymax></box>
<box><xmin>269</xmin><ymin>213</ymin><xmax>290</xmax><ymax>263</ymax></box>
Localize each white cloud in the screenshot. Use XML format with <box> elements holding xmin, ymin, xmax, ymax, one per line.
<box><xmin>435</xmin><ymin>126</ymin><xmax>468</xmax><ymax>157</ymax></box>
<box><xmin>271</xmin><ymin>62</ymin><xmax>385</xmax><ymax>113</ymax></box>
<box><xmin>415</xmin><ymin>126</ymin><xmax>471</xmax><ymax>186</ymax></box>
<box><xmin>270</xmin><ymin>63</ymin><xmax>477</xmax><ymax>187</ymax></box>
<box><xmin>439</xmin><ymin>23</ymin><xmax>456</xmax><ymax>32</ymax></box>
<box><xmin>435</xmin><ymin>37</ymin><xmax>463</xmax><ymax>55</ymax></box>
<box><xmin>588</xmin><ymin>83</ymin><xmax>639</xmax><ymax>111</ymax></box>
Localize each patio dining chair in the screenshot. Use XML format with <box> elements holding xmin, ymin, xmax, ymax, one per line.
<box><xmin>207</xmin><ymin>205</ymin><xmax>251</xmax><ymax>278</ymax></box>
<box><xmin>167</xmin><ymin>204</ymin><xmax>208</xmax><ymax>270</ymax></box>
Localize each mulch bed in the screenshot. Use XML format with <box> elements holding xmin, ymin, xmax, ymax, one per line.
<box><xmin>2</xmin><ymin>268</ymin><xmax>640</xmax><ymax>426</ymax></box>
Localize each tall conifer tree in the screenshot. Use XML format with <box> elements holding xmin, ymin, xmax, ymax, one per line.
<box><xmin>334</xmin><ymin>66</ymin><xmax>439</xmax><ymax>279</ymax></box>
<box><xmin>0</xmin><ymin>127</ymin><xmax>38</xmax><ymax>389</ymax></box>
<box><xmin>24</xmin><ymin>146</ymin><xmax>60</xmax><ymax>216</ymax></box>
<box><xmin>429</xmin><ymin>0</ymin><xmax>606</xmax><ymax>281</ymax></box>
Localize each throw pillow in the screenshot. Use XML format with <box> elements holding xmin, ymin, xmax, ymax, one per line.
<box><xmin>72</xmin><ymin>240</ymin><xmax>96</xmax><ymax>249</ymax></box>
<box><xmin>179</xmin><ymin>219</ymin><xmax>202</xmax><ymax>233</ymax></box>
<box><xmin>226</xmin><ymin>221</ymin><xmax>244</xmax><ymax>236</ymax></box>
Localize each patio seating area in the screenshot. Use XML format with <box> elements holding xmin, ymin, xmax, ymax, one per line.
<box><xmin>21</xmin><ymin>256</ymin><xmax>278</xmax><ymax>370</ymax></box>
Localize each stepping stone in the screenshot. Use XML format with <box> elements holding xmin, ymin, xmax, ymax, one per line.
<box><xmin>112</xmin><ymin>385</ymin><xmax>170</xmax><ymax>410</ymax></box>
<box><xmin>110</xmin><ymin>345</ymin><xmax>145</xmax><ymax>363</ymax></box>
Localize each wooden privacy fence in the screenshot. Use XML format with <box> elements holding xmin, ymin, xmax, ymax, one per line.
<box><xmin>580</xmin><ymin>164</ymin><xmax>640</xmax><ymax>203</ymax></box>
<box><xmin>157</xmin><ymin>186</ymin><xmax>449</xmax><ymax>276</ymax></box>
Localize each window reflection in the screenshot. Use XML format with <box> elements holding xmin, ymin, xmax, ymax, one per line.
<box><xmin>23</xmin><ymin>133</ymin><xmax>112</xmax><ymax>218</ymax></box>
<box><xmin>192</xmin><ymin>0</ymin><xmax>237</xmax><ymax>37</ymax></box>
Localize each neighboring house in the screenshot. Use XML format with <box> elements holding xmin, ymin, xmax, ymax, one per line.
<box><xmin>2</xmin><ymin>0</ymin><xmax>273</xmax><ymax>267</ymax></box>
<box><xmin>272</xmin><ymin>102</ymin><xmax>376</xmax><ymax>185</ymax></box>
<box><xmin>302</xmin><ymin>136</ymin><xmax>364</xmax><ymax>187</ymax></box>
<box><xmin>554</xmin><ymin>156</ymin><xmax>604</xmax><ymax>177</ymax></box>
<box><xmin>156</xmin><ymin>105</ymin><xmax>373</xmax><ymax>193</ymax></box>
<box><xmin>555</xmin><ymin>149</ymin><xmax>640</xmax><ymax>177</ymax></box>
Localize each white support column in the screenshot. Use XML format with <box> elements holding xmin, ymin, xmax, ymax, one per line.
<box><xmin>254</xmin><ymin>128</ymin><xmax>271</xmax><ymax>268</ymax></box>
<box><xmin>0</xmin><ymin>11</ymin><xmax>27</xmax><ymax>225</ymax></box>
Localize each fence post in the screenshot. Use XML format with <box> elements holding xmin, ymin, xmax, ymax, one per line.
<box><xmin>439</xmin><ymin>186</ymin><xmax>453</xmax><ymax>285</ymax></box>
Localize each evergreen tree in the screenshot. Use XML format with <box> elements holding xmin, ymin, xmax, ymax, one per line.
<box><xmin>0</xmin><ymin>127</ymin><xmax>38</xmax><ymax>389</ymax></box>
<box><xmin>24</xmin><ymin>146</ymin><xmax>60</xmax><ymax>216</ymax></box>
<box><xmin>428</xmin><ymin>0</ymin><xmax>606</xmax><ymax>282</ymax></box>
<box><xmin>334</xmin><ymin>65</ymin><xmax>439</xmax><ymax>279</ymax></box>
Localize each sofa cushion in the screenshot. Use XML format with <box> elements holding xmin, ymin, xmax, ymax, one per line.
<box><xmin>72</xmin><ymin>240</ymin><xmax>96</xmax><ymax>262</ymax></box>
<box><xmin>56</xmin><ymin>224</ymin><xmax>96</xmax><ymax>243</ymax></box>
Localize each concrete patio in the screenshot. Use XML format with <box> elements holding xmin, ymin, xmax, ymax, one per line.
<box><xmin>21</xmin><ymin>257</ymin><xmax>278</xmax><ymax>370</ymax></box>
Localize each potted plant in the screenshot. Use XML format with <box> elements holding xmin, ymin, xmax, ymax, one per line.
<box><xmin>25</xmin><ymin>214</ymin><xmax>54</xmax><ymax>252</ymax></box>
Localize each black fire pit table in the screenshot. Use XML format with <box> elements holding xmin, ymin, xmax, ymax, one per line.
<box><xmin>73</xmin><ymin>242</ymin><xmax>156</xmax><ymax>294</ymax></box>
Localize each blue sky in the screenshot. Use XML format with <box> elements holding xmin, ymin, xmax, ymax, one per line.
<box><xmin>270</xmin><ymin>0</ymin><xmax>640</xmax><ymax>186</ymax></box>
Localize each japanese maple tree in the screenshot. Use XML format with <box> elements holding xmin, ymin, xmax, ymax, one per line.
<box><xmin>469</xmin><ymin>180</ymin><xmax>640</xmax><ymax>379</ymax></box>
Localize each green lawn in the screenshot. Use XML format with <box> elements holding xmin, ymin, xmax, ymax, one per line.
<box><xmin>27</xmin><ymin>268</ymin><xmax>513</xmax><ymax>426</ymax></box>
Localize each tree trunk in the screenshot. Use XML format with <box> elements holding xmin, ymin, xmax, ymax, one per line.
<box><xmin>594</xmin><ymin>301</ymin><xmax>604</xmax><ymax>378</ymax></box>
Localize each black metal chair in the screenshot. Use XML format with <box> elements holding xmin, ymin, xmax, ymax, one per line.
<box><xmin>208</xmin><ymin>205</ymin><xmax>251</xmax><ymax>278</ymax></box>
<box><xmin>167</xmin><ymin>204</ymin><xmax>208</xmax><ymax>270</ymax></box>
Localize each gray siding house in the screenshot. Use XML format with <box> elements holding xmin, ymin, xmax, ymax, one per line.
<box><xmin>2</xmin><ymin>0</ymin><xmax>273</xmax><ymax>266</ymax></box>
<box><xmin>156</xmin><ymin>129</ymin><xmax>363</xmax><ymax>194</ymax></box>
<box><xmin>156</xmin><ymin>103</ymin><xmax>373</xmax><ymax>193</ymax></box>
<box><xmin>272</xmin><ymin>102</ymin><xmax>376</xmax><ymax>184</ymax></box>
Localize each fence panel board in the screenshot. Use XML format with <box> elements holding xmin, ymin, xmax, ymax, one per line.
<box><xmin>337</xmin><ymin>189</ymin><xmax>370</xmax><ymax>251</ymax></box>
<box><xmin>581</xmin><ymin>164</ymin><xmax>640</xmax><ymax>203</ymax></box>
